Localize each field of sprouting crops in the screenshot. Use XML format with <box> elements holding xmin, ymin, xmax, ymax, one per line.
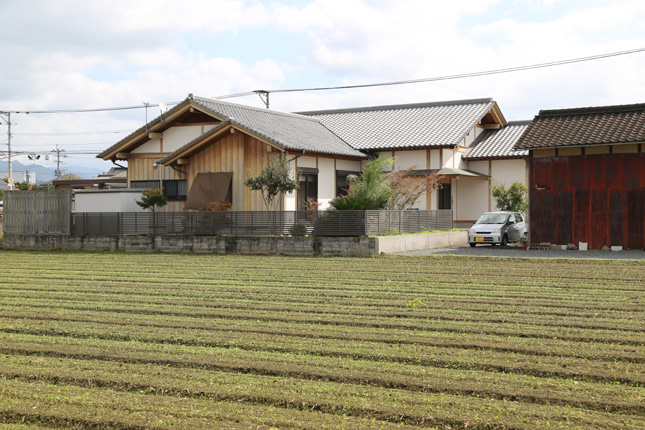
<box><xmin>0</xmin><ymin>251</ymin><xmax>643</xmax><ymax>429</ymax></box>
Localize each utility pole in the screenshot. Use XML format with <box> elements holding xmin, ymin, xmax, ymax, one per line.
<box><xmin>52</xmin><ymin>144</ymin><xmax>66</xmax><ymax>178</ymax></box>
<box><xmin>0</xmin><ymin>112</ymin><xmax>12</xmax><ymax>190</ymax></box>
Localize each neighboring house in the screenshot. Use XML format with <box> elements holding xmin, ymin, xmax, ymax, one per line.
<box><xmin>462</xmin><ymin>121</ymin><xmax>530</xmax><ymax>216</ymax></box>
<box><xmin>98</xmin><ymin>94</ymin><xmax>529</xmax><ymax>221</ymax></box>
<box><xmin>98</xmin><ymin>94</ymin><xmax>366</xmax><ymax>212</ymax></box>
<box><xmin>300</xmin><ymin>99</ymin><xmax>528</xmax><ymax>224</ymax></box>
<box><xmin>514</xmin><ymin>102</ymin><xmax>645</xmax><ymax>250</ymax></box>
<box><xmin>53</xmin><ymin>168</ymin><xmax>128</xmax><ymax>190</ymax></box>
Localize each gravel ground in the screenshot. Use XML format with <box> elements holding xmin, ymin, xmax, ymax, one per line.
<box><xmin>401</xmin><ymin>244</ymin><xmax>645</xmax><ymax>260</ymax></box>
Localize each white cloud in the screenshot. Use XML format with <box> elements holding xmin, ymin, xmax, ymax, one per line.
<box><xmin>1</xmin><ymin>0</ymin><xmax>645</xmax><ymax>172</ymax></box>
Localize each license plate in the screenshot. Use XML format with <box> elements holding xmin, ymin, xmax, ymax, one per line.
<box><xmin>476</xmin><ymin>237</ymin><xmax>485</xmax><ymax>242</ymax></box>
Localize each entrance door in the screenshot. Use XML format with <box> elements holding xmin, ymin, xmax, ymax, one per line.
<box><xmin>298</xmin><ymin>172</ymin><xmax>318</xmax><ymax>212</ymax></box>
<box><xmin>438</xmin><ymin>183</ymin><xmax>451</xmax><ymax>209</ymax></box>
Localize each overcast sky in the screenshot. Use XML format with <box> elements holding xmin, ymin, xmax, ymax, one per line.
<box><xmin>1</xmin><ymin>0</ymin><xmax>644</xmax><ymax>174</ymax></box>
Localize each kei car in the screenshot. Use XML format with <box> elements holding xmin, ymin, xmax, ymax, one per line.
<box><xmin>468</xmin><ymin>211</ymin><xmax>527</xmax><ymax>247</ymax></box>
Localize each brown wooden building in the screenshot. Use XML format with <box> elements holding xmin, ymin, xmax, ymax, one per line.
<box><xmin>515</xmin><ymin>103</ymin><xmax>645</xmax><ymax>250</ymax></box>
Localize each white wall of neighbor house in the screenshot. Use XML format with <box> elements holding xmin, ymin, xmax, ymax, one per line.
<box><xmin>456</xmin><ymin>179</ymin><xmax>489</xmax><ymax>221</ymax></box>
<box><xmin>394</xmin><ymin>150</ymin><xmax>427</xmax><ymax>170</ymax></box>
<box><xmin>429</xmin><ymin>149</ymin><xmax>441</xmax><ymax>169</ymax></box>
<box><xmin>317</xmin><ymin>158</ymin><xmax>336</xmax><ymax>210</ymax></box>
<box><xmin>336</xmin><ymin>159</ymin><xmax>362</xmax><ymax>172</ymax></box>
<box><xmin>297</xmin><ymin>155</ymin><xmax>317</xmax><ymax>169</ymax></box>
<box><xmin>73</xmin><ymin>189</ymin><xmax>147</xmax><ymax>213</ymax></box>
<box><xmin>468</xmin><ymin>160</ymin><xmax>490</xmax><ymax>176</ymax></box>
<box><xmin>490</xmin><ymin>159</ymin><xmax>528</xmax><ymax>211</ymax></box>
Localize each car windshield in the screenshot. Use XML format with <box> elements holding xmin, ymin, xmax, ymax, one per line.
<box><xmin>476</xmin><ymin>213</ymin><xmax>508</xmax><ymax>224</ymax></box>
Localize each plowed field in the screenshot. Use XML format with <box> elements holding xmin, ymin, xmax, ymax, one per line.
<box><xmin>0</xmin><ymin>251</ymin><xmax>643</xmax><ymax>429</ymax></box>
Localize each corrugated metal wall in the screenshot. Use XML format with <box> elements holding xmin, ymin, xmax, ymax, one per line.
<box><xmin>529</xmin><ymin>153</ymin><xmax>645</xmax><ymax>249</ymax></box>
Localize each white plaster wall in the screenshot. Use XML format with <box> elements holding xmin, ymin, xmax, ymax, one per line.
<box><xmin>428</xmin><ymin>189</ymin><xmax>437</xmax><ymax>210</ymax></box>
<box><xmin>285</xmin><ymin>159</ymin><xmax>298</xmax><ymax>210</ymax></box>
<box><xmin>442</xmin><ymin>149</ymin><xmax>455</xmax><ymax>169</ymax></box>
<box><xmin>490</xmin><ymin>159</ymin><xmax>528</xmax><ymax>211</ymax></box>
<box><xmin>429</xmin><ymin>149</ymin><xmax>441</xmax><ymax>169</ymax></box>
<box><xmin>317</xmin><ymin>158</ymin><xmax>336</xmax><ymax>210</ymax></box>
<box><xmin>394</xmin><ymin>150</ymin><xmax>426</xmax><ymax>169</ymax></box>
<box><xmin>163</xmin><ymin>126</ymin><xmax>202</xmax><ymax>152</ymax></box>
<box><xmin>336</xmin><ymin>159</ymin><xmax>362</xmax><ymax>171</ymax></box>
<box><xmin>468</xmin><ymin>160</ymin><xmax>490</xmax><ymax>175</ymax></box>
<box><xmin>454</xmin><ymin>150</ymin><xmax>467</xmax><ymax>170</ymax></box>
<box><xmin>297</xmin><ymin>156</ymin><xmax>317</xmax><ymax>169</ymax></box>
<box><xmin>132</xmin><ymin>139</ymin><xmax>161</xmax><ymax>154</ymax></box>
<box><xmin>375</xmin><ymin>151</ymin><xmax>395</xmax><ymax>170</ymax></box>
<box><xmin>411</xmin><ymin>190</ymin><xmax>427</xmax><ymax>210</ymax></box>
<box><xmin>74</xmin><ymin>190</ymin><xmax>147</xmax><ymax>213</ymax></box>
<box><xmin>456</xmin><ymin>179</ymin><xmax>489</xmax><ymax>221</ymax></box>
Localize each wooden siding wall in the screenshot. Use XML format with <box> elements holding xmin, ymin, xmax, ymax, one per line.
<box><xmin>128</xmin><ymin>154</ymin><xmax>186</xmax><ymax>212</ymax></box>
<box><xmin>529</xmin><ymin>153</ymin><xmax>645</xmax><ymax>249</ymax></box>
<box><xmin>187</xmin><ymin>133</ymin><xmax>269</xmax><ymax>211</ymax></box>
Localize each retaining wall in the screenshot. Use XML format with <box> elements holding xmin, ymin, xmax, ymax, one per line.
<box><xmin>3</xmin><ymin>231</ymin><xmax>467</xmax><ymax>255</ymax></box>
<box><xmin>374</xmin><ymin>231</ymin><xmax>468</xmax><ymax>254</ymax></box>
<box><xmin>3</xmin><ymin>234</ymin><xmax>376</xmax><ymax>256</ymax></box>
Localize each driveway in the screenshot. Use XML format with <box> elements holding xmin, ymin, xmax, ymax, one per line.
<box><xmin>401</xmin><ymin>244</ymin><xmax>645</xmax><ymax>260</ymax></box>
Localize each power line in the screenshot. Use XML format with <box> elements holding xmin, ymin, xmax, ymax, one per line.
<box><xmin>247</xmin><ymin>46</ymin><xmax>645</xmax><ymax>97</ymax></box>
<box><xmin>1</xmin><ymin>46</ymin><xmax>644</xmax><ymax>115</ymax></box>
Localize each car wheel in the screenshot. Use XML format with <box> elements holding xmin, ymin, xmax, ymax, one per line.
<box><xmin>501</xmin><ymin>234</ymin><xmax>508</xmax><ymax>246</ymax></box>
<box><xmin>469</xmin><ymin>243</ymin><xmax>476</xmax><ymax>248</ymax></box>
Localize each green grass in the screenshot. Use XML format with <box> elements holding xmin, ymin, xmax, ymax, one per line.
<box><xmin>0</xmin><ymin>251</ymin><xmax>643</xmax><ymax>429</ymax></box>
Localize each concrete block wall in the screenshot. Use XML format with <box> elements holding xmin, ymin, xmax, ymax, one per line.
<box><xmin>3</xmin><ymin>234</ymin><xmax>377</xmax><ymax>256</ymax></box>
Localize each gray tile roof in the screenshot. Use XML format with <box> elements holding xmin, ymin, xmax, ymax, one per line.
<box><xmin>190</xmin><ymin>96</ymin><xmax>365</xmax><ymax>157</ymax></box>
<box><xmin>99</xmin><ymin>95</ymin><xmax>366</xmax><ymax>160</ymax></box>
<box><xmin>297</xmin><ymin>99</ymin><xmax>497</xmax><ymax>150</ymax></box>
<box><xmin>463</xmin><ymin>121</ymin><xmax>530</xmax><ymax>160</ymax></box>
<box><xmin>515</xmin><ymin>103</ymin><xmax>645</xmax><ymax>150</ymax></box>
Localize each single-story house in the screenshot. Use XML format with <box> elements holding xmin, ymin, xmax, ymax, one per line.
<box><xmin>301</xmin><ymin>101</ymin><xmax>529</xmax><ymax>224</ymax></box>
<box><xmin>514</xmin><ymin>102</ymin><xmax>645</xmax><ymax>250</ymax></box>
<box><xmin>98</xmin><ymin>94</ymin><xmax>366</xmax><ymax>212</ymax></box>
<box><xmin>98</xmin><ymin>94</ymin><xmax>529</xmax><ymax>221</ymax></box>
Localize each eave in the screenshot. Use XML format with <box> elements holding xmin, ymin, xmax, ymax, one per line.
<box><xmin>97</xmin><ymin>100</ymin><xmax>225</xmax><ymax>161</ymax></box>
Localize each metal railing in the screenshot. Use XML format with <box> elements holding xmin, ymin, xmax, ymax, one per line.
<box><xmin>365</xmin><ymin>210</ymin><xmax>453</xmax><ymax>235</ymax></box>
<box><xmin>71</xmin><ymin>210</ymin><xmax>453</xmax><ymax>237</ymax></box>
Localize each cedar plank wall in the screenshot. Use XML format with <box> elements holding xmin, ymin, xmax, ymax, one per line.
<box><xmin>128</xmin><ymin>154</ymin><xmax>185</xmax><ymax>212</ymax></box>
<box><xmin>187</xmin><ymin>133</ymin><xmax>268</xmax><ymax>211</ymax></box>
<box><xmin>529</xmin><ymin>152</ymin><xmax>645</xmax><ymax>249</ymax></box>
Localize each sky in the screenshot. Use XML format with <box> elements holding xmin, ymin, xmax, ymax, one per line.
<box><xmin>0</xmin><ymin>0</ymin><xmax>644</xmax><ymax>175</ymax></box>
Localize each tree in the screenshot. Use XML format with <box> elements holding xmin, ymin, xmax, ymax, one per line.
<box><xmin>136</xmin><ymin>188</ymin><xmax>168</xmax><ymax>236</ymax></box>
<box><xmin>244</xmin><ymin>154</ymin><xmax>299</xmax><ymax>211</ymax></box>
<box><xmin>329</xmin><ymin>157</ymin><xmax>394</xmax><ymax>210</ymax></box>
<box><xmin>386</xmin><ymin>166</ymin><xmax>435</xmax><ymax>210</ymax></box>
<box><xmin>491</xmin><ymin>182</ymin><xmax>528</xmax><ymax>213</ymax></box>
<box><xmin>61</xmin><ymin>173</ymin><xmax>83</xmax><ymax>180</ymax></box>
<box><xmin>136</xmin><ymin>188</ymin><xmax>168</xmax><ymax>213</ymax></box>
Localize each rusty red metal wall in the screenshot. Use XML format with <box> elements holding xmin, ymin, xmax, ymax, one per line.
<box><xmin>529</xmin><ymin>153</ymin><xmax>645</xmax><ymax>249</ymax></box>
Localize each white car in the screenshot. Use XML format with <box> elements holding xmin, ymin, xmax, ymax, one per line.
<box><xmin>469</xmin><ymin>212</ymin><xmax>527</xmax><ymax>247</ymax></box>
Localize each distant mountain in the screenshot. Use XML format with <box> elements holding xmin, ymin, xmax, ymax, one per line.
<box><xmin>2</xmin><ymin>161</ymin><xmax>104</xmax><ymax>183</ymax></box>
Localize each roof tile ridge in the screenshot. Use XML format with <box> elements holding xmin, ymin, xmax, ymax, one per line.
<box><xmin>296</xmin><ymin>97</ymin><xmax>495</xmax><ymax>116</ymax></box>
<box><xmin>538</xmin><ymin>102</ymin><xmax>645</xmax><ymax>118</ymax></box>
<box><xmin>191</xmin><ymin>95</ymin><xmax>320</xmax><ymax>122</ymax></box>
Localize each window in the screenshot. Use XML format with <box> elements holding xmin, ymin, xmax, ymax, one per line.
<box><xmin>516</xmin><ymin>213</ymin><xmax>524</xmax><ymax>223</ymax></box>
<box><xmin>336</xmin><ymin>170</ymin><xmax>360</xmax><ymax>197</ymax></box>
<box><xmin>130</xmin><ymin>180</ymin><xmax>160</xmax><ymax>189</ymax></box>
<box><xmin>163</xmin><ymin>179</ymin><xmax>188</xmax><ymax>201</ymax></box>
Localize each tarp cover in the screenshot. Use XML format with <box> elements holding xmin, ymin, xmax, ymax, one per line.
<box><xmin>184</xmin><ymin>172</ymin><xmax>233</xmax><ymax>210</ymax></box>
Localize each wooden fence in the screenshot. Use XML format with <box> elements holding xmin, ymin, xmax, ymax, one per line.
<box><xmin>3</xmin><ymin>190</ymin><xmax>73</xmax><ymax>234</ymax></box>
